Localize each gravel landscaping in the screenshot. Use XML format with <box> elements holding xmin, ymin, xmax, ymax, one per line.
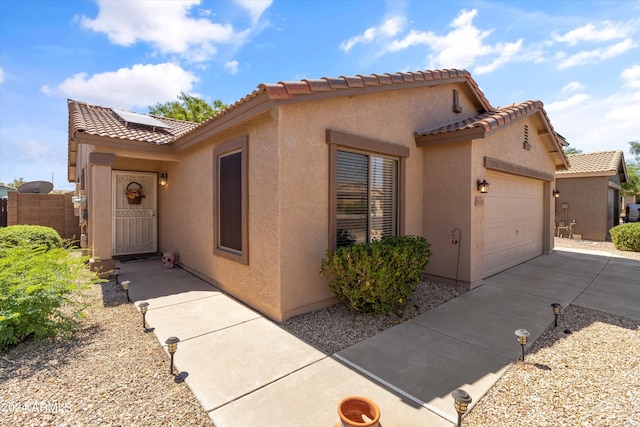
<box><xmin>462</xmin><ymin>238</ymin><xmax>640</xmax><ymax>426</ymax></box>
<box><xmin>282</xmin><ymin>278</ymin><xmax>468</xmax><ymax>354</ymax></box>
<box><xmin>1</xmin><ymin>237</ymin><xmax>637</xmax><ymax>426</ymax></box>
<box><xmin>0</xmin><ymin>280</ymin><xmax>215</xmax><ymax>427</ymax></box>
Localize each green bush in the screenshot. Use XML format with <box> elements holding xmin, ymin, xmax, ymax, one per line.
<box><xmin>0</xmin><ymin>245</ymin><xmax>99</xmax><ymax>348</ymax></box>
<box><xmin>320</xmin><ymin>235</ymin><xmax>432</xmax><ymax>315</ymax></box>
<box><xmin>0</xmin><ymin>225</ymin><xmax>63</xmax><ymax>250</ymax></box>
<box><xmin>610</xmin><ymin>223</ymin><xmax>640</xmax><ymax>252</ymax></box>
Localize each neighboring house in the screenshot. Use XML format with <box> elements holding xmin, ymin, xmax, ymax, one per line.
<box><xmin>0</xmin><ymin>185</ymin><xmax>18</xmax><ymax>198</ymax></box>
<box><xmin>555</xmin><ymin>150</ymin><xmax>628</xmax><ymax>241</ymax></box>
<box><xmin>67</xmin><ymin>68</ymin><xmax>568</xmax><ymax>322</ymax></box>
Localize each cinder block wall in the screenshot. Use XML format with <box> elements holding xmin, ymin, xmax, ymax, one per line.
<box><xmin>7</xmin><ymin>192</ymin><xmax>81</xmax><ymax>241</ymax></box>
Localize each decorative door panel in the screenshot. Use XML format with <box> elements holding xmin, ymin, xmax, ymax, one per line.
<box><xmin>113</xmin><ymin>172</ymin><xmax>157</xmax><ymax>255</ymax></box>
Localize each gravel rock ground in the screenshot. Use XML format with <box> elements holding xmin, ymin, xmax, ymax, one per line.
<box><xmin>463</xmin><ymin>238</ymin><xmax>640</xmax><ymax>426</ymax></box>
<box><xmin>0</xmin><ymin>281</ymin><xmax>215</xmax><ymax>427</ymax></box>
<box><xmin>282</xmin><ymin>279</ymin><xmax>468</xmax><ymax>354</ymax></box>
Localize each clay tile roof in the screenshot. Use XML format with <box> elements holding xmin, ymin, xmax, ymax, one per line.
<box><xmin>68</xmin><ymin>99</ymin><xmax>198</xmax><ymax>144</ymax></box>
<box><xmin>278</xmin><ymin>81</ymin><xmax>313</xmax><ymax>96</ymax></box>
<box><xmin>416</xmin><ymin>100</ymin><xmax>545</xmax><ymax>137</ymax></box>
<box><xmin>303</xmin><ymin>79</ymin><xmax>333</xmax><ymax>92</ymax></box>
<box><xmin>180</xmin><ymin>68</ymin><xmax>492</xmax><ymax>143</ymax></box>
<box><xmin>341</xmin><ymin>76</ymin><xmax>366</xmax><ymax>88</ymax></box>
<box><xmin>556</xmin><ymin>150</ymin><xmax>626</xmax><ymax>176</ymax></box>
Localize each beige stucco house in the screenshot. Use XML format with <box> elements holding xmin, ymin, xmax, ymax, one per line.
<box><xmin>67</xmin><ymin>68</ymin><xmax>568</xmax><ymax>322</ymax></box>
<box><xmin>555</xmin><ymin>150</ymin><xmax>627</xmax><ymax>241</ymax></box>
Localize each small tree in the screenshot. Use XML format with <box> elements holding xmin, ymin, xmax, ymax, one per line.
<box><xmin>0</xmin><ymin>177</ymin><xmax>26</xmax><ymax>188</ymax></box>
<box><xmin>622</xmin><ymin>141</ymin><xmax>640</xmax><ymax>202</ymax></box>
<box><xmin>148</xmin><ymin>92</ymin><xmax>226</xmax><ymax>123</ymax></box>
<box><xmin>564</xmin><ymin>147</ymin><xmax>583</xmax><ymax>155</ymax></box>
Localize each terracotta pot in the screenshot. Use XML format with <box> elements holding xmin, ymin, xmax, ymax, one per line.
<box><xmin>335</xmin><ymin>396</ymin><xmax>380</xmax><ymax>427</ymax></box>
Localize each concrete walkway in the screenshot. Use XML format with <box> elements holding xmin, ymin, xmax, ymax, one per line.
<box><xmin>121</xmin><ymin>248</ymin><xmax>639</xmax><ymax>427</ymax></box>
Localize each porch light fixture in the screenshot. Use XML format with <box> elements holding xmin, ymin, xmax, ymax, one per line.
<box><xmin>159</xmin><ymin>172</ymin><xmax>168</xmax><ymax>186</ymax></box>
<box><xmin>138</xmin><ymin>302</ymin><xmax>149</xmax><ymax>330</ymax></box>
<box><xmin>451</xmin><ymin>389</ymin><xmax>472</xmax><ymax>427</ymax></box>
<box><xmin>121</xmin><ymin>280</ymin><xmax>131</xmax><ymax>302</ymax></box>
<box><xmin>515</xmin><ymin>329</ymin><xmax>530</xmax><ymax>362</ymax></box>
<box><xmin>165</xmin><ymin>336</ymin><xmax>180</xmax><ymax>376</ymax></box>
<box><xmin>553</xmin><ymin>189</ymin><xmax>560</xmax><ymax>198</ymax></box>
<box><xmin>477</xmin><ymin>179</ymin><xmax>489</xmax><ymax>193</ymax></box>
<box><xmin>551</xmin><ymin>303</ymin><xmax>562</xmax><ymax>327</ymax></box>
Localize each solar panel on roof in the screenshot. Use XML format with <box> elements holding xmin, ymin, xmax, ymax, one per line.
<box><xmin>113</xmin><ymin>109</ymin><xmax>170</xmax><ymax>129</ymax></box>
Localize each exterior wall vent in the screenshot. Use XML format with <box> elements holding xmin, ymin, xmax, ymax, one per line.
<box><xmin>523</xmin><ymin>124</ymin><xmax>531</xmax><ymax>150</ymax></box>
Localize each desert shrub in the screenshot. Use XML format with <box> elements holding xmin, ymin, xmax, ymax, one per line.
<box><xmin>0</xmin><ymin>245</ymin><xmax>99</xmax><ymax>348</ymax></box>
<box><xmin>320</xmin><ymin>235</ymin><xmax>432</xmax><ymax>315</ymax></box>
<box><xmin>610</xmin><ymin>223</ymin><xmax>640</xmax><ymax>252</ymax></box>
<box><xmin>0</xmin><ymin>225</ymin><xmax>63</xmax><ymax>250</ymax></box>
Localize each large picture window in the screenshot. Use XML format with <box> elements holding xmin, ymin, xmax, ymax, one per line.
<box><xmin>214</xmin><ymin>136</ymin><xmax>248</xmax><ymax>264</ymax></box>
<box><xmin>336</xmin><ymin>150</ymin><xmax>398</xmax><ymax>247</ymax></box>
<box><xmin>327</xmin><ymin>129</ymin><xmax>408</xmax><ymax>250</ymax></box>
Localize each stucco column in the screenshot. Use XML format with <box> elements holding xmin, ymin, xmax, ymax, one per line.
<box><xmin>87</xmin><ymin>153</ymin><xmax>115</xmax><ymax>262</ymax></box>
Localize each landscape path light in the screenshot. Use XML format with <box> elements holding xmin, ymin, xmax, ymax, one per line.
<box><xmin>138</xmin><ymin>302</ymin><xmax>149</xmax><ymax>330</ymax></box>
<box><xmin>515</xmin><ymin>329</ymin><xmax>530</xmax><ymax>362</ymax></box>
<box><xmin>451</xmin><ymin>389</ymin><xmax>472</xmax><ymax>427</ymax></box>
<box><xmin>165</xmin><ymin>336</ymin><xmax>180</xmax><ymax>376</ymax></box>
<box><xmin>121</xmin><ymin>280</ymin><xmax>130</xmax><ymax>302</ymax></box>
<box><xmin>113</xmin><ymin>267</ymin><xmax>120</xmax><ymax>285</ymax></box>
<box><xmin>551</xmin><ymin>303</ymin><xmax>562</xmax><ymax>327</ymax></box>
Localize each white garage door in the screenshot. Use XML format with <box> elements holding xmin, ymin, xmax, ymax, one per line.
<box><xmin>484</xmin><ymin>171</ymin><xmax>544</xmax><ymax>277</ymax></box>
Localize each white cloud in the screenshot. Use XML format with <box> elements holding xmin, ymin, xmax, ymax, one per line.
<box><xmin>19</xmin><ymin>139</ymin><xmax>50</xmax><ymax>158</ymax></box>
<box><xmin>0</xmin><ymin>67</ymin><xmax>4</xmax><ymax>84</ymax></box>
<box><xmin>225</xmin><ymin>60</ymin><xmax>239</xmax><ymax>74</ymax></box>
<box><xmin>558</xmin><ymin>38</ymin><xmax>636</xmax><ymax>69</ymax></box>
<box><xmin>545</xmin><ymin>90</ymin><xmax>640</xmax><ymax>156</ymax></box>
<box><xmin>562</xmin><ymin>82</ymin><xmax>585</xmax><ymax>93</ymax></box>
<box><xmin>382</xmin><ymin>9</ymin><xmax>521</xmax><ymax>74</ymax></box>
<box><xmin>545</xmin><ymin>94</ymin><xmax>591</xmax><ymax>113</ymax></box>
<box><xmin>77</xmin><ymin>0</ymin><xmax>251</xmax><ymax>62</ymax></box>
<box><xmin>341</xmin><ymin>15</ymin><xmax>407</xmax><ymax>52</ymax></box>
<box><xmin>234</xmin><ymin>0</ymin><xmax>272</xmax><ymax>24</ymax></box>
<box><xmin>553</xmin><ymin>20</ymin><xmax>637</xmax><ymax>46</ymax></box>
<box><xmin>41</xmin><ymin>63</ymin><xmax>198</xmax><ymax>110</ymax></box>
<box><xmin>622</xmin><ymin>64</ymin><xmax>640</xmax><ymax>89</ymax></box>
<box><xmin>474</xmin><ymin>40</ymin><xmax>523</xmax><ymax>74</ymax></box>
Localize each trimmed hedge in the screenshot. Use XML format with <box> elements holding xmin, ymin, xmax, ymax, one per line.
<box><xmin>320</xmin><ymin>235</ymin><xmax>432</xmax><ymax>315</ymax></box>
<box><xmin>610</xmin><ymin>223</ymin><xmax>640</xmax><ymax>252</ymax></box>
<box><xmin>0</xmin><ymin>225</ymin><xmax>63</xmax><ymax>250</ymax></box>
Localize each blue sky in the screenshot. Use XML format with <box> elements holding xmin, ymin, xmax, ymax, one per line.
<box><xmin>1</xmin><ymin>0</ymin><xmax>639</xmax><ymax>191</ymax></box>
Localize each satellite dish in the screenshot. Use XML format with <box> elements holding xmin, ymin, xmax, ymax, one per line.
<box><xmin>18</xmin><ymin>181</ymin><xmax>54</xmax><ymax>194</ymax></box>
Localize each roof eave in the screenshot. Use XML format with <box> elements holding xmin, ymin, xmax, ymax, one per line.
<box><xmin>415</xmin><ymin>127</ymin><xmax>487</xmax><ymax>147</ymax></box>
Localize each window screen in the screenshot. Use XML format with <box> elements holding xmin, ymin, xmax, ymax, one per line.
<box><xmin>218</xmin><ymin>151</ymin><xmax>242</xmax><ymax>252</ymax></box>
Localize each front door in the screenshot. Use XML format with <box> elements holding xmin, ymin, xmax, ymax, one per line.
<box><xmin>112</xmin><ymin>171</ymin><xmax>158</xmax><ymax>256</ymax></box>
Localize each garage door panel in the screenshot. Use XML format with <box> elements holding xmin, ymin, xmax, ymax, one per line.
<box><xmin>484</xmin><ymin>171</ymin><xmax>544</xmax><ymax>278</ymax></box>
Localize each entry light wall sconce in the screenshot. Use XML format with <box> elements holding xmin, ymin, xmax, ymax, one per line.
<box><xmin>553</xmin><ymin>189</ymin><xmax>560</xmax><ymax>198</ymax></box>
<box><xmin>159</xmin><ymin>172</ymin><xmax>168</xmax><ymax>186</ymax></box>
<box><xmin>451</xmin><ymin>389</ymin><xmax>472</xmax><ymax>427</ymax></box>
<box><xmin>477</xmin><ymin>179</ymin><xmax>489</xmax><ymax>193</ymax></box>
